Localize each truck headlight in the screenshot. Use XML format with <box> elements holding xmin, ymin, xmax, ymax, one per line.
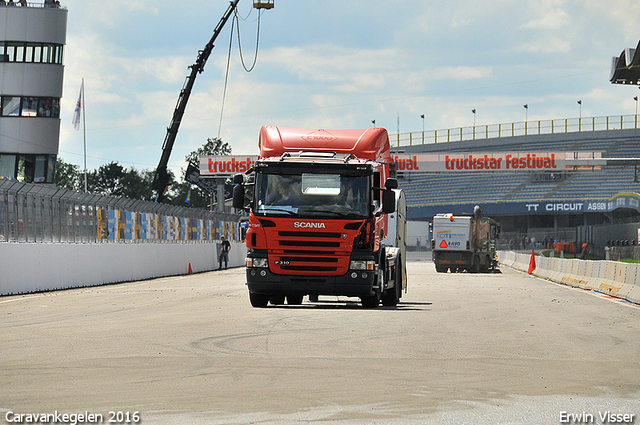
<box><xmin>350</xmin><ymin>260</ymin><xmax>375</xmax><ymax>270</ymax></box>
<box><xmin>246</xmin><ymin>257</ymin><xmax>268</xmax><ymax>268</ymax></box>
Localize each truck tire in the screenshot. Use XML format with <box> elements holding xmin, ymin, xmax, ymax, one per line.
<box><xmin>249</xmin><ymin>292</ymin><xmax>269</xmax><ymax>308</ymax></box>
<box><xmin>382</xmin><ymin>256</ymin><xmax>401</xmax><ymax>307</ymax></box>
<box><xmin>435</xmin><ymin>264</ymin><xmax>448</xmax><ymax>273</ymax></box>
<box><xmin>286</xmin><ymin>294</ymin><xmax>303</xmax><ymax>305</ymax></box>
<box><xmin>361</xmin><ymin>289</ymin><xmax>380</xmax><ymax>308</ymax></box>
<box><xmin>270</xmin><ymin>295</ymin><xmax>285</xmax><ymax>305</ymax></box>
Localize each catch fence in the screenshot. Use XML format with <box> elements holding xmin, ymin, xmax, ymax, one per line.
<box><xmin>0</xmin><ymin>179</ymin><xmax>241</xmax><ymax>244</ymax></box>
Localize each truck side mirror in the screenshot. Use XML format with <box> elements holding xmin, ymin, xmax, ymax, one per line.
<box><xmin>382</xmin><ymin>189</ymin><xmax>396</xmax><ymax>214</ymax></box>
<box><xmin>384</xmin><ymin>178</ymin><xmax>398</xmax><ymax>189</ymax></box>
<box><xmin>232</xmin><ymin>175</ymin><xmax>245</xmax><ymax>209</ymax></box>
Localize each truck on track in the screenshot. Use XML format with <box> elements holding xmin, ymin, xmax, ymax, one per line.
<box><xmin>232</xmin><ymin>126</ymin><xmax>407</xmax><ymax>308</ymax></box>
<box><xmin>431</xmin><ymin>206</ymin><xmax>500</xmax><ymax>273</ymax></box>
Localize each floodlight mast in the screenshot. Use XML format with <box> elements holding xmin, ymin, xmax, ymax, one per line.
<box><xmin>152</xmin><ymin>0</ymin><xmax>241</xmax><ymax>203</ymax></box>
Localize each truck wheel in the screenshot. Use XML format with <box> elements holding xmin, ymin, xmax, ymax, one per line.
<box><xmin>308</xmin><ymin>294</ymin><xmax>319</xmax><ymax>302</ymax></box>
<box><xmin>361</xmin><ymin>289</ymin><xmax>380</xmax><ymax>308</ymax></box>
<box><xmin>249</xmin><ymin>292</ymin><xmax>269</xmax><ymax>308</ymax></box>
<box><xmin>286</xmin><ymin>294</ymin><xmax>303</xmax><ymax>305</ymax></box>
<box><xmin>382</xmin><ymin>257</ymin><xmax>401</xmax><ymax>307</ymax></box>
<box><xmin>269</xmin><ymin>295</ymin><xmax>285</xmax><ymax>305</ymax></box>
<box><xmin>435</xmin><ymin>265</ymin><xmax>447</xmax><ymax>273</ymax></box>
<box><xmin>363</xmin><ymin>249</ymin><xmax>384</xmax><ymax>308</ymax></box>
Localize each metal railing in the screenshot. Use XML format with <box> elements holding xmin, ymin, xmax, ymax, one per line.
<box><xmin>0</xmin><ymin>179</ymin><xmax>241</xmax><ymax>243</ymax></box>
<box><xmin>0</xmin><ymin>2</ymin><xmax>67</xmax><ymax>9</ymax></box>
<box><xmin>391</xmin><ymin>114</ymin><xmax>640</xmax><ymax>147</ymax></box>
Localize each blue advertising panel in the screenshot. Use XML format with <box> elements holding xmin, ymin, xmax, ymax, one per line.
<box><xmin>408</xmin><ymin>193</ymin><xmax>640</xmax><ymax>220</ymax></box>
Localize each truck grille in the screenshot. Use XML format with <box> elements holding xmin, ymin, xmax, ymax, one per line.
<box><xmin>270</xmin><ymin>229</ymin><xmax>348</xmax><ymax>274</ymax></box>
<box><xmin>279</xmin><ymin>240</ymin><xmax>341</xmax><ymax>247</ymax></box>
<box><xmin>279</xmin><ymin>231</ymin><xmax>341</xmax><ymax>238</ymax></box>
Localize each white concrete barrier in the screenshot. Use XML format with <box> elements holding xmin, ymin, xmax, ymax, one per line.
<box><xmin>0</xmin><ymin>241</ymin><xmax>247</xmax><ymax>296</ymax></box>
<box><xmin>498</xmin><ymin>251</ymin><xmax>640</xmax><ymax>306</ymax></box>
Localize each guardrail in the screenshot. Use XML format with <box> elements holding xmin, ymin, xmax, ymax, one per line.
<box><xmin>0</xmin><ymin>179</ymin><xmax>241</xmax><ymax>244</ymax></box>
<box><xmin>499</xmin><ymin>250</ymin><xmax>640</xmax><ymax>305</ymax></box>
<box><xmin>391</xmin><ymin>114</ymin><xmax>640</xmax><ymax>147</ymax></box>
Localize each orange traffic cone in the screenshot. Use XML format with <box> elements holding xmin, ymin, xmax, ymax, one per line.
<box><xmin>527</xmin><ymin>249</ymin><xmax>536</xmax><ymax>274</ymax></box>
<box><xmin>188</xmin><ymin>263</ymin><xmax>193</xmax><ymax>274</ymax></box>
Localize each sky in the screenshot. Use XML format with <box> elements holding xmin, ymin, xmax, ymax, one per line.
<box><xmin>58</xmin><ymin>0</ymin><xmax>640</xmax><ymax>177</ymax></box>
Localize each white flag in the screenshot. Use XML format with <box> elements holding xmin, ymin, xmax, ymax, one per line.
<box><xmin>72</xmin><ymin>80</ymin><xmax>83</xmax><ymax>130</ymax></box>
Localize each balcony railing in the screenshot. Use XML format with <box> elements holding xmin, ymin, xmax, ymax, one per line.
<box><xmin>391</xmin><ymin>114</ymin><xmax>640</xmax><ymax>147</ymax></box>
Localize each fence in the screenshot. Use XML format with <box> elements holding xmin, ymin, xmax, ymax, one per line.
<box><xmin>0</xmin><ymin>179</ymin><xmax>241</xmax><ymax>244</ymax></box>
<box><xmin>391</xmin><ymin>114</ymin><xmax>640</xmax><ymax>147</ymax></box>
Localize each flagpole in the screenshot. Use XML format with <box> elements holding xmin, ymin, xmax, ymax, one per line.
<box><xmin>82</xmin><ymin>78</ymin><xmax>87</xmax><ymax>192</ymax></box>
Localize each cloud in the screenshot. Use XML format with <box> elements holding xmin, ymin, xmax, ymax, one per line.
<box><xmin>522</xmin><ymin>7</ymin><xmax>570</xmax><ymax>30</ymax></box>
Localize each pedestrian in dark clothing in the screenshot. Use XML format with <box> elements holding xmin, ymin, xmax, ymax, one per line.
<box><xmin>219</xmin><ymin>235</ymin><xmax>231</xmax><ymax>269</ymax></box>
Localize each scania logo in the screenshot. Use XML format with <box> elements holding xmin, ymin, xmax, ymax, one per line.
<box><xmin>294</xmin><ymin>222</ymin><xmax>326</xmax><ymax>229</ymax></box>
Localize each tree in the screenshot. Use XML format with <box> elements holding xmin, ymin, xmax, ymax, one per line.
<box><xmin>122</xmin><ymin>168</ymin><xmax>154</xmax><ymax>201</ymax></box>
<box><xmin>55</xmin><ymin>158</ymin><xmax>82</xmax><ymax>191</ymax></box>
<box><xmin>89</xmin><ymin>162</ymin><xmax>126</xmax><ymax>197</ymax></box>
<box><xmin>173</xmin><ymin>137</ymin><xmax>233</xmax><ymax>208</ymax></box>
<box><xmin>184</xmin><ymin>137</ymin><xmax>232</xmax><ymax>166</ymax></box>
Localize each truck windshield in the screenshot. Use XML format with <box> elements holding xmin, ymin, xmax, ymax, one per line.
<box><xmin>255</xmin><ymin>173</ymin><xmax>369</xmax><ymax>217</ymax></box>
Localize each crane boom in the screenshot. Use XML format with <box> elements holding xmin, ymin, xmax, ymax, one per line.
<box><xmin>152</xmin><ymin>0</ymin><xmax>240</xmax><ymax>202</ymax></box>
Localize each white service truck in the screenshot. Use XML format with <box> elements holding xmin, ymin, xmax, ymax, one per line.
<box><xmin>431</xmin><ymin>206</ymin><xmax>500</xmax><ymax>273</ymax></box>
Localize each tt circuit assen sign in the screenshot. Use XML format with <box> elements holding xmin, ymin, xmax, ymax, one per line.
<box><xmin>407</xmin><ymin>193</ymin><xmax>640</xmax><ymax>219</ymax></box>
<box><xmin>393</xmin><ymin>152</ymin><xmax>585</xmax><ymax>172</ymax></box>
<box><xmin>199</xmin><ymin>155</ymin><xmax>258</xmax><ymax>177</ymax></box>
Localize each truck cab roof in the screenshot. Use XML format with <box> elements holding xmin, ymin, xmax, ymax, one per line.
<box><xmin>258</xmin><ymin>126</ymin><xmax>392</xmax><ymax>162</ymax></box>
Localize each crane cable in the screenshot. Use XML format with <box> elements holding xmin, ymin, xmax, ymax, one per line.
<box><xmin>216</xmin><ymin>13</ymin><xmax>235</xmax><ymax>139</ymax></box>
<box><xmin>235</xmin><ymin>8</ymin><xmax>262</xmax><ymax>73</ymax></box>
<box><xmin>217</xmin><ymin>8</ymin><xmax>263</xmax><ymax>138</ymax></box>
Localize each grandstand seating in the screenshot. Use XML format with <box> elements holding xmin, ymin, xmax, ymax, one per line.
<box><xmin>396</xmin><ymin>131</ymin><xmax>640</xmax><ymax>209</ymax></box>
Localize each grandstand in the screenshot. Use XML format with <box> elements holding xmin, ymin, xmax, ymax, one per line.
<box><xmin>392</xmin><ymin>128</ymin><xmax>640</xmax><ymax>246</ymax></box>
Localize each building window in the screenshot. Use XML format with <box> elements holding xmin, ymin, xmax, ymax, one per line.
<box><xmin>0</xmin><ymin>155</ymin><xmax>16</xmax><ymax>179</ymax></box>
<box><xmin>1</xmin><ymin>96</ymin><xmax>61</xmax><ymax>118</ymax></box>
<box><xmin>0</xmin><ymin>41</ymin><xmax>64</xmax><ymax>64</ymax></box>
<box><xmin>33</xmin><ymin>44</ymin><xmax>41</xmax><ymax>62</ymax></box>
<box><xmin>2</xmin><ymin>97</ymin><xmax>20</xmax><ymax>116</ymax></box>
<box><xmin>0</xmin><ymin>154</ymin><xmax>57</xmax><ymax>183</ymax></box>
<box><xmin>21</xmin><ymin>97</ymin><xmax>38</xmax><ymax>117</ymax></box>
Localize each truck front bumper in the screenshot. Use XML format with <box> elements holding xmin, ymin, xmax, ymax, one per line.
<box><xmin>246</xmin><ymin>268</ymin><xmax>378</xmax><ymax>298</ymax></box>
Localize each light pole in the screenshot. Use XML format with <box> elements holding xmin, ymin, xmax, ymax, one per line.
<box><xmin>524</xmin><ymin>104</ymin><xmax>528</xmax><ymax>134</ymax></box>
<box><xmin>371</xmin><ymin>119</ymin><xmax>376</xmax><ymax>128</ymax></box>
<box><xmin>577</xmin><ymin>100</ymin><xmax>582</xmax><ymax>131</ymax></box>
<box><xmin>420</xmin><ymin>114</ymin><xmax>425</xmax><ymax>144</ymax></box>
<box><xmin>471</xmin><ymin>109</ymin><xmax>476</xmax><ymax>139</ymax></box>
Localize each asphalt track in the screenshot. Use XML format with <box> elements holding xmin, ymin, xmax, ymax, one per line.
<box><xmin>1</xmin><ymin>253</ymin><xmax>639</xmax><ymax>424</ymax></box>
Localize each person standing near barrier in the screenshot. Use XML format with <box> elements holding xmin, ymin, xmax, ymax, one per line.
<box><xmin>219</xmin><ymin>235</ymin><xmax>231</xmax><ymax>269</ymax></box>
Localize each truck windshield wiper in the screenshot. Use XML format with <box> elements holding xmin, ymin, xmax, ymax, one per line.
<box><xmin>309</xmin><ymin>209</ymin><xmax>364</xmax><ymax>218</ymax></box>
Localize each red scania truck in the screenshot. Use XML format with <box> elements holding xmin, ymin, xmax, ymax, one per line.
<box><xmin>232</xmin><ymin>126</ymin><xmax>406</xmax><ymax>308</ymax></box>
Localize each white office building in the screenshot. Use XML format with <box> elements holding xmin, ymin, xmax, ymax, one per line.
<box><xmin>0</xmin><ymin>2</ymin><xmax>67</xmax><ymax>183</ymax></box>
